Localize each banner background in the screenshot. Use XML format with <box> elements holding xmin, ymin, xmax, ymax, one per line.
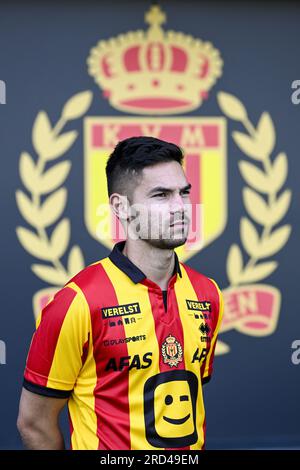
<box><xmin>0</xmin><ymin>0</ymin><xmax>299</xmax><ymax>449</ymax></box>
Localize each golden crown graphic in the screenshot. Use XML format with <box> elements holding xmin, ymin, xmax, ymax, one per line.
<box><xmin>87</xmin><ymin>5</ymin><xmax>223</xmax><ymax>114</ymax></box>
<box><xmin>165</xmin><ymin>334</ymin><xmax>176</xmax><ymax>344</ymax></box>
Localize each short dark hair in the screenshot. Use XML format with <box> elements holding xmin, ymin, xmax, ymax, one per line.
<box><xmin>106</xmin><ymin>136</ymin><xmax>184</xmax><ymax>197</ymax></box>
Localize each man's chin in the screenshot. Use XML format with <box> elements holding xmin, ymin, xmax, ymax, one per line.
<box><xmin>146</xmin><ymin>237</ymin><xmax>187</xmax><ymax>249</ymax></box>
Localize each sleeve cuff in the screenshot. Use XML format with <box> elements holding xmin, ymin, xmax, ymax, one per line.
<box><xmin>23</xmin><ymin>378</ymin><xmax>72</xmax><ymax>399</ymax></box>
<box><xmin>201</xmin><ymin>375</ymin><xmax>211</xmax><ymax>385</ymax></box>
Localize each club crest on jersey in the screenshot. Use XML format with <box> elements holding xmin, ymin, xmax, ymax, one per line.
<box><xmin>162</xmin><ymin>334</ymin><xmax>183</xmax><ymax>368</ymax></box>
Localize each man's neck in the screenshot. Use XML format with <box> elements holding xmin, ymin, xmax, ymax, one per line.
<box><xmin>122</xmin><ymin>239</ymin><xmax>176</xmax><ymax>290</ymax></box>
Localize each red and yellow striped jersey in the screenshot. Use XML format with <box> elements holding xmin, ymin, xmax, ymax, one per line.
<box><xmin>23</xmin><ymin>241</ymin><xmax>223</xmax><ymax>450</ymax></box>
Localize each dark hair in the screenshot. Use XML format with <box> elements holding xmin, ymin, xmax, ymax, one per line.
<box><xmin>106</xmin><ymin>136</ymin><xmax>184</xmax><ymax>197</ymax></box>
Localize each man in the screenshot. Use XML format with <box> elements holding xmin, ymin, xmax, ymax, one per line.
<box><xmin>17</xmin><ymin>136</ymin><xmax>223</xmax><ymax>450</ymax></box>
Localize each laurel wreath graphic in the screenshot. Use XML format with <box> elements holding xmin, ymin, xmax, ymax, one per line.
<box><xmin>217</xmin><ymin>92</ymin><xmax>291</xmax><ymax>287</ymax></box>
<box><xmin>16</xmin><ymin>89</ymin><xmax>291</xmax><ymax>353</ymax></box>
<box><xmin>16</xmin><ymin>91</ymin><xmax>93</xmax><ymax>286</ymax></box>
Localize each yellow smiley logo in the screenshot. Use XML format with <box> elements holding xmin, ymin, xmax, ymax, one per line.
<box><xmin>154</xmin><ymin>380</ymin><xmax>194</xmax><ymax>438</ymax></box>
<box><xmin>144</xmin><ymin>370</ymin><xmax>198</xmax><ymax>447</ymax></box>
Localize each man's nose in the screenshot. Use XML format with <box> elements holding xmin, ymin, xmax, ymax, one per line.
<box><xmin>169</xmin><ymin>193</ymin><xmax>185</xmax><ymax>213</ymax></box>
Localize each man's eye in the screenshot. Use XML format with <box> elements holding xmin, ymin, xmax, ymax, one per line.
<box><xmin>153</xmin><ymin>193</ymin><xmax>167</xmax><ymax>197</ymax></box>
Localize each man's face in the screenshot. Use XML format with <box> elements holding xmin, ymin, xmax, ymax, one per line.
<box><xmin>127</xmin><ymin>161</ymin><xmax>191</xmax><ymax>249</ymax></box>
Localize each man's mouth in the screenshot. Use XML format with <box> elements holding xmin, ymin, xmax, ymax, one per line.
<box><xmin>170</xmin><ymin>219</ymin><xmax>186</xmax><ymax>227</ymax></box>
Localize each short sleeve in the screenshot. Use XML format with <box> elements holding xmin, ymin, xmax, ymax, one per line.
<box><xmin>201</xmin><ymin>278</ymin><xmax>224</xmax><ymax>381</ymax></box>
<box><xmin>23</xmin><ymin>284</ymin><xmax>90</xmax><ymax>398</ymax></box>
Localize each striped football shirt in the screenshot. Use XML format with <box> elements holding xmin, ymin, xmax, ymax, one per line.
<box><xmin>23</xmin><ymin>241</ymin><xmax>223</xmax><ymax>450</ymax></box>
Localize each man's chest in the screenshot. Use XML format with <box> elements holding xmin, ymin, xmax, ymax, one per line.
<box><xmin>90</xmin><ymin>292</ymin><xmax>215</xmax><ymax>374</ymax></box>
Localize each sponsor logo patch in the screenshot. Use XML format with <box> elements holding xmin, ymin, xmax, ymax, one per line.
<box><xmin>101</xmin><ymin>302</ymin><xmax>141</xmax><ymax>319</ymax></box>
<box><xmin>105</xmin><ymin>352</ymin><xmax>152</xmax><ymax>371</ymax></box>
<box><xmin>186</xmin><ymin>299</ymin><xmax>211</xmax><ymax>312</ymax></box>
<box><xmin>103</xmin><ymin>335</ymin><xmax>147</xmax><ymax>347</ymax></box>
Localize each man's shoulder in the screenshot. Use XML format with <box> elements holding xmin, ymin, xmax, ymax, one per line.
<box><xmin>180</xmin><ymin>261</ymin><xmax>215</xmax><ymax>283</ymax></box>
<box><xmin>180</xmin><ymin>262</ymin><xmax>223</xmax><ymax>318</ymax></box>
<box><xmin>65</xmin><ymin>255</ymin><xmax>110</xmax><ymax>294</ymax></box>
<box><xmin>180</xmin><ymin>262</ymin><xmax>221</xmax><ymax>295</ymax></box>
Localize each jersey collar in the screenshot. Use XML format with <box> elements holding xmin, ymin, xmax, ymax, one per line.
<box><xmin>108</xmin><ymin>240</ymin><xmax>182</xmax><ymax>284</ymax></box>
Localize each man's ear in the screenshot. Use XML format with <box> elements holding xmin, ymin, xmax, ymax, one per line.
<box><xmin>109</xmin><ymin>193</ymin><xmax>130</xmax><ymax>220</ymax></box>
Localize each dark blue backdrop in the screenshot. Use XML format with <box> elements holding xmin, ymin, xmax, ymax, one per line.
<box><xmin>0</xmin><ymin>0</ymin><xmax>299</xmax><ymax>449</ymax></box>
